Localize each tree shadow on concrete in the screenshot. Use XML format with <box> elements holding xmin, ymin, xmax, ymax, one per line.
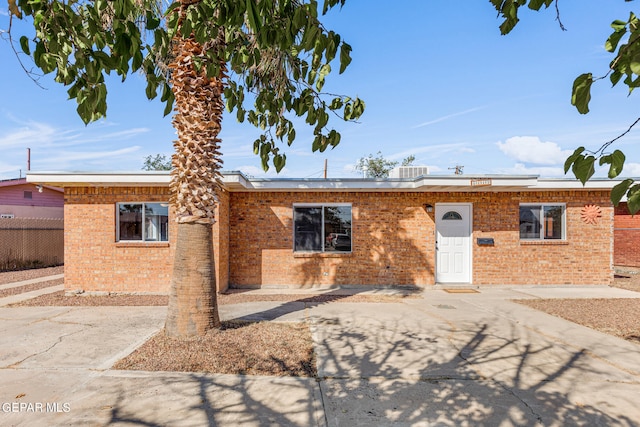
<box><xmin>313</xmin><ymin>312</ymin><xmax>639</xmax><ymax>426</ymax></box>
<box><xmin>83</xmin><ymin>288</ymin><xmax>640</xmax><ymax>427</ymax></box>
<box><xmin>96</xmin><ymin>314</ymin><xmax>638</xmax><ymax>426</ymax></box>
<box><xmin>226</xmin><ymin>288</ymin><xmax>421</xmax><ymax>323</ymax></box>
<box><xmin>96</xmin><ymin>371</ymin><xmax>322</xmax><ymax>426</ymax></box>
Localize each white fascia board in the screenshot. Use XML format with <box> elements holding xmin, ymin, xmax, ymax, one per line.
<box><xmin>413</xmin><ymin>175</ymin><xmax>539</xmax><ymax>190</ymax></box>
<box><xmin>223</xmin><ymin>177</ymin><xmax>420</xmax><ymax>191</ymax></box>
<box><xmin>26</xmin><ymin>171</ymin><xmax>171</xmax><ymax>186</ymax></box>
<box><xmin>535</xmin><ymin>178</ymin><xmax>624</xmax><ymax>190</ymax></box>
<box><xmin>221</xmin><ymin>174</ymin><xmax>542</xmax><ymax>192</ymax></box>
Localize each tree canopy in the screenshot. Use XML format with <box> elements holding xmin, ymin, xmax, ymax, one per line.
<box><xmin>142</xmin><ymin>154</ymin><xmax>172</xmax><ymax>170</ymax></box>
<box><xmin>492</xmin><ymin>0</ymin><xmax>640</xmax><ymax>213</ymax></box>
<box><xmin>7</xmin><ymin>0</ymin><xmax>365</xmax><ymax>172</ymax></box>
<box><xmin>355</xmin><ymin>152</ymin><xmax>415</xmax><ymax>178</ymax></box>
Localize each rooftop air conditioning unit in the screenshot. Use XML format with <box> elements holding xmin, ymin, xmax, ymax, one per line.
<box><xmin>389</xmin><ymin>166</ymin><xmax>429</xmax><ymax>179</ymax></box>
<box><xmin>0</xmin><ymin>214</ymin><xmax>15</xmax><ymax>219</ymax></box>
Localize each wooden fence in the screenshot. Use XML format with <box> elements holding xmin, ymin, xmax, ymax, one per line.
<box><xmin>0</xmin><ymin>218</ymin><xmax>64</xmax><ymax>271</ymax></box>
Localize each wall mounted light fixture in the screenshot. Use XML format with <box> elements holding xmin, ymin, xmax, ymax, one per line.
<box><xmin>424</xmin><ymin>204</ymin><xmax>433</xmax><ymax>213</ymax></box>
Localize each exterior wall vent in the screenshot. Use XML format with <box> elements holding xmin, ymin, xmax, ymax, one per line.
<box><xmin>389</xmin><ymin>166</ymin><xmax>430</xmax><ymax>179</ymax></box>
<box><xmin>0</xmin><ymin>214</ymin><xmax>15</xmax><ymax>219</ymax></box>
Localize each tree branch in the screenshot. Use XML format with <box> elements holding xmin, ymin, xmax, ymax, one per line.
<box><xmin>554</xmin><ymin>0</ymin><xmax>566</xmax><ymax>31</ymax></box>
<box><xmin>4</xmin><ymin>14</ymin><xmax>47</xmax><ymax>90</ymax></box>
<box><xmin>593</xmin><ymin>117</ymin><xmax>640</xmax><ymax>156</ymax></box>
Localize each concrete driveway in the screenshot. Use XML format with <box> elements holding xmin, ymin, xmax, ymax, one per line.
<box><xmin>1</xmin><ymin>286</ymin><xmax>639</xmax><ymax>426</ymax></box>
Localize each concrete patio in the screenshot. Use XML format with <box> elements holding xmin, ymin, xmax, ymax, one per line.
<box><xmin>1</xmin><ymin>284</ymin><xmax>639</xmax><ymax>426</ymax></box>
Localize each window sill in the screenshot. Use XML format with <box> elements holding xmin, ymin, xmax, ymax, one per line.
<box><xmin>293</xmin><ymin>252</ymin><xmax>352</xmax><ymax>258</ymax></box>
<box><xmin>520</xmin><ymin>240</ymin><xmax>568</xmax><ymax>246</ymax></box>
<box><xmin>115</xmin><ymin>242</ymin><xmax>170</xmax><ymax>248</ymax></box>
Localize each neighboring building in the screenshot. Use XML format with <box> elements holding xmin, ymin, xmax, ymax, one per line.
<box><xmin>0</xmin><ymin>177</ymin><xmax>64</xmax><ymax>219</ymax></box>
<box><xmin>27</xmin><ymin>171</ymin><xmax>619</xmax><ymax>293</ymax></box>
<box><xmin>0</xmin><ymin>177</ymin><xmax>64</xmax><ymax>270</ymax></box>
<box><xmin>614</xmin><ymin>202</ymin><xmax>640</xmax><ymax>267</ymax></box>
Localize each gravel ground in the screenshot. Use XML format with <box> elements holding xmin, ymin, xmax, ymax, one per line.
<box><xmin>0</xmin><ymin>266</ymin><xmax>63</xmax><ymax>285</ymax></box>
<box><xmin>515</xmin><ymin>267</ymin><xmax>640</xmax><ymax>344</ymax></box>
<box><xmin>114</xmin><ymin>321</ymin><xmax>316</xmax><ymax>376</ymax></box>
<box><xmin>0</xmin><ymin>279</ymin><xmax>63</xmax><ymax>298</ymax></box>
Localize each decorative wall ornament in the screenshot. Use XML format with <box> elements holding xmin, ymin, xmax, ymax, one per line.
<box><xmin>581</xmin><ymin>204</ymin><xmax>602</xmax><ymax>225</ymax></box>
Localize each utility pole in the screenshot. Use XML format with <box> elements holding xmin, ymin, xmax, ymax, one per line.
<box><xmin>449</xmin><ymin>165</ymin><xmax>464</xmax><ymax>175</ymax></box>
<box><xmin>324</xmin><ymin>159</ymin><xmax>328</xmax><ymax>179</ymax></box>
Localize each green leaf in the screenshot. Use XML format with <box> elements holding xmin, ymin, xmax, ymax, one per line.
<box><xmin>611</xmin><ymin>19</ymin><xmax>629</xmax><ymax>31</ymax></box>
<box><xmin>600</xmin><ymin>149</ymin><xmax>626</xmax><ymax>178</ymax></box>
<box><xmin>605</xmin><ymin>27</ymin><xmax>626</xmax><ymax>52</ymax></box>
<box><xmin>611</xmin><ymin>70</ymin><xmax>624</xmax><ymax>86</ymax></box>
<box><xmin>162</xmin><ymin>89</ymin><xmax>174</xmax><ymax>117</ymax></box>
<box><xmin>339</xmin><ymin>43</ymin><xmax>352</xmax><ymax>74</ymax></box>
<box><xmin>273</xmin><ymin>153</ymin><xmax>286</xmax><ymax>172</ymax></box>
<box><xmin>631</xmin><ymin>55</ymin><xmax>640</xmax><ymax>75</ymax></box>
<box><xmin>611</xmin><ymin>178</ymin><xmax>633</xmax><ymax>206</ymax></box>
<box><xmin>245</xmin><ymin>0</ymin><xmax>262</xmax><ymax>35</ymax></box>
<box><xmin>19</xmin><ymin>36</ymin><xmax>30</xmax><ymax>55</ymax></box>
<box><xmin>571</xmin><ymin>73</ymin><xmax>593</xmax><ymax>114</ymax></box>
<box><xmin>287</xmin><ymin>127</ymin><xmax>296</xmax><ymax>145</ymax></box>
<box><xmin>627</xmin><ymin>184</ymin><xmax>640</xmax><ymax>215</ymax></box>
<box><xmin>571</xmin><ymin>154</ymin><xmax>596</xmax><ymax>185</ymax></box>
<box><xmin>146</xmin><ymin>10</ymin><xmax>160</xmax><ymax>30</ymax></box>
<box><xmin>236</xmin><ymin>107</ymin><xmax>246</xmax><ymax>123</ymax></box>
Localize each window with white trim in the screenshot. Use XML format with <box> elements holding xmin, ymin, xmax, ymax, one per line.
<box><xmin>117</xmin><ymin>203</ymin><xmax>169</xmax><ymax>242</ymax></box>
<box><xmin>293</xmin><ymin>204</ymin><xmax>352</xmax><ymax>252</ymax></box>
<box><xmin>519</xmin><ymin>204</ymin><xmax>565</xmax><ymax>240</ymax></box>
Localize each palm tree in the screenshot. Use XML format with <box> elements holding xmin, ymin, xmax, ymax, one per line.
<box><xmin>10</xmin><ymin>0</ymin><xmax>365</xmax><ymax>337</ymax></box>
<box><xmin>164</xmin><ymin>22</ymin><xmax>226</xmax><ymax>336</ymax></box>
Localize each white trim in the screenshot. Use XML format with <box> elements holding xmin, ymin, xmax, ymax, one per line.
<box><xmin>26</xmin><ymin>170</ymin><xmax>635</xmax><ymax>192</ymax></box>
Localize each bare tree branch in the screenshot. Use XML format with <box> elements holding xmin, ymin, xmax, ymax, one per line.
<box><xmin>4</xmin><ymin>14</ymin><xmax>47</xmax><ymax>90</ymax></box>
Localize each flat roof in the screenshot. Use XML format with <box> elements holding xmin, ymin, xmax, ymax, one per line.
<box><xmin>26</xmin><ymin>170</ymin><xmax>628</xmax><ymax>192</ymax></box>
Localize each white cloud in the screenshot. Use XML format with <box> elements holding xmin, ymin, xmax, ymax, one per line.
<box><xmin>622</xmin><ymin>162</ymin><xmax>640</xmax><ymax>177</ymax></box>
<box><xmin>0</xmin><ymin>122</ymin><xmax>58</xmax><ymax>148</ymax></box>
<box><xmin>497</xmin><ymin>136</ymin><xmax>571</xmax><ymax>166</ymax></box>
<box><xmin>413</xmin><ymin>106</ymin><xmax>488</xmax><ymax>129</ymax></box>
<box><xmin>389</xmin><ymin>143</ymin><xmax>476</xmax><ymax>160</ymax></box>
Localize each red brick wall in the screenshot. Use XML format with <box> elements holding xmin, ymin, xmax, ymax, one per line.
<box><xmin>63</xmin><ymin>186</ymin><xmax>614</xmax><ymax>291</ymax></box>
<box><xmin>64</xmin><ymin>187</ymin><xmax>228</xmax><ymax>293</ymax></box>
<box><xmin>228</xmin><ymin>190</ymin><xmax>613</xmax><ymax>287</ymax></box>
<box><xmin>614</xmin><ymin>202</ymin><xmax>640</xmax><ymax>267</ymax></box>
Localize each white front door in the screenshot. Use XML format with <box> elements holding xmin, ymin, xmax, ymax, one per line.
<box><xmin>435</xmin><ymin>203</ymin><xmax>472</xmax><ymax>284</ymax></box>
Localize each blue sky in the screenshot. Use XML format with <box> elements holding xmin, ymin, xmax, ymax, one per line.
<box><xmin>1</xmin><ymin>1</ymin><xmax>640</xmax><ymax>180</ymax></box>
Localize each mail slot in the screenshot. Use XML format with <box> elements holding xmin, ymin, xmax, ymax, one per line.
<box><xmin>477</xmin><ymin>238</ymin><xmax>495</xmax><ymax>246</ymax></box>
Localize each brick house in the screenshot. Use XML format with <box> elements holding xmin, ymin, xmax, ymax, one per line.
<box><xmin>27</xmin><ymin>171</ymin><xmax>618</xmax><ymax>293</ymax></box>
<box><xmin>614</xmin><ymin>202</ymin><xmax>640</xmax><ymax>267</ymax></box>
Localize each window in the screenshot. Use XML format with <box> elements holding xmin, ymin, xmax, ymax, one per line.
<box><xmin>23</xmin><ymin>191</ymin><xmax>32</xmax><ymax>199</ymax></box>
<box><xmin>117</xmin><ymin>203</ymin><xmax>169</xmax><ymax>242</ymax></box>
<box><xmin>442</xmin><ymin>211</ymin><xmax>462</xmax><ymax>220</ymax></box>
<box><xmin>293</xmin><ymin>204</ymin><xmax>352</xmax><ymax>252</ymax></box>
<box><xmin>519</xmin><ymin>204</ymin><xmax>565</xmax><ymax>240</ymax></box>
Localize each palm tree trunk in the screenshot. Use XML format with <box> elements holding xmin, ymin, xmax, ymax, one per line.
<box><xmin>166</xmin><ymin>221</ymin><xmax>219</xmax><ymax>336</ymax></box>
<box><xmin>165</xmin><ymin>18</ymin><xmax>226</xmax><ymax>337</ymax></box>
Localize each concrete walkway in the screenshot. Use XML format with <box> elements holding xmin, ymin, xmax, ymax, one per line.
<box><xmin>0</xmin><ymin>286</ymin><xmax>639</xmax><ymax>426</ymax></box>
